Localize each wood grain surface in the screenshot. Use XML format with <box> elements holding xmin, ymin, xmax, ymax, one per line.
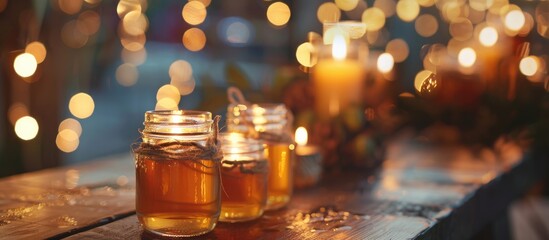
<box><xmin>0</xmin><ymin>142</ymin><xmax>546</xmax><ymax>240</ymax></box>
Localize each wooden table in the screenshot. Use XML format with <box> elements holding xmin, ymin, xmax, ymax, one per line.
<box><xmin>0</xmin><ymin>141</ymin><xmax>546</xmax><ymax>239</ymax></box>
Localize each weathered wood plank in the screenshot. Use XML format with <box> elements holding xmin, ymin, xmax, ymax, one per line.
<box><xmin>1</xmin><ymin>142</ymin><xmax>544</xmax><ymax>239</ymax></box>
<box><xmin>0</xmin><ymin>154</ymin><xmax>135</xmax><ymax>240</ymax></box>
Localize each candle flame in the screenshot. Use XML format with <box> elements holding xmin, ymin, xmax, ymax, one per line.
<box><xmin>332</xmin><ymin>34</ymin><xmax>347</xmax><ymax>60</ymax></box>
<box><xmin>295</xmin><ymin>127</ymin><xmax>308</xmax><ymax>146</ymax></box>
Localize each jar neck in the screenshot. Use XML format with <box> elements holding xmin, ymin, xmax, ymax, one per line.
<box><xmin>219</xmin><ymin>133</ymin><xmax>266</xmax><ymax>162</ymax></box>
<box><xmin>142</xmin><ymin>110</ymin><xmax>213</xmax><ymax>145</ymax></box>
<box><xmin>226</xmin><ymin>103</ymin><xmax>289</xmax><ymax>135</ymax></box>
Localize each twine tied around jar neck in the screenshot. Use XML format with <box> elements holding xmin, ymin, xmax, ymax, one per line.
<box><xmin>132</xmin><ymin>116</ymin><xmax>223</xmax><ymax>166</ymax></box>
<box><xmin>227</xmin><ymin>87</ymin><xmax>294</xmax><ymax>143</ymax></box>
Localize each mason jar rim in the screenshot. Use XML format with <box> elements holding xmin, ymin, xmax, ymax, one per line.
<box><xmin>143</xmin><ymin>110</ymin><xmax>213</xmax><ymax>136</ymax></box>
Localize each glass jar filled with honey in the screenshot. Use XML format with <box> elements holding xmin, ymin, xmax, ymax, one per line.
<box><xmin>226</xmin><ymin>103</ymin><xmax>294</xmax><ymax>210</ymax></box>
<box><xmin>219</xmin><ymin>132</ymin><xmax>268</xmax><ymax>222</ymax></box>
<box><xmin>133</xmin><ymin>110</ymin><xmax>221</xmax><ymax>237</ymax></box>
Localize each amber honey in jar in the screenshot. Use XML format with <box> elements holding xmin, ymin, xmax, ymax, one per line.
<box><xmin>133</xmin><ymin>110</ymin><xmax>221</xmax><ymax>237</ymax></box>
<box><xmin>227</xmin><ymin>103</ymin><xmax>294</xmax><ymax>210</ymax></box>
<box><xmin>219</xmin><ymin>133</ymin><xmax>268</xmax><ymax>222</ymax></box>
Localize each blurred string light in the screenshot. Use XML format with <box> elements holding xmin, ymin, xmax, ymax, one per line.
<box><xmin>25</xmin><ymin>42</ymin><xmax>47</xmax><ymax>63</ymax></box>
<box><xmin>295</xmin><ymin>42</ymin><xmax>317</xmax><ymax>67</ymax></box>
<box><xmin>182</xmin><ymin>1</ymin><xmax>207</xmax><ymax>25</ymax></box>
<box><xmin>478</xmin><ymin>26</ymin><xmax>498</xmax><ymax>47</ymax></box>
<box><xmin>169</xmin><ymin>60</ymin><xmax>196</xmax><ymax>95</ymax></box>
<box><xmin>415</xmin><ymin>14</ymin><xmax>438</xmax><ymax>37</ymax></box>
<box><xmin>374</xmin><ymin>0</ymin><xmax>396</xmax><ymax>17</ymax></box>
<box><xmin>385</xmin><ymin>39</ymin><xmax>409</xmax><ymax>63</ymax></box>
<box><xmin>317</xmin><ymin>2</ymin><xmax>341</xmax><ymax>23</ymax></box>
<box><xmin>14</xmin><ymin>116</ymin><xmax>39</xmax><ymax>141</ymax></box>
<box><xmin>396</xmin><ymin>0</ymin><xmax>420</xmax><ymax>22</ymax></box>
<box><xmin>61</xmin><ymin>20</ymin><xmax>89</xmax><ymax>48</ymax></box>
<box><xmin>458</xmin><ymin>47</ymin><xmax>477</xmax><ymax>68</ymax></box>
<box><xmin>56</xmin><ymin>117</ymin><xmax>82</xmax><ymax>153</ymax></box>
<box><xmin>13</xmin><ymin>53</ymin><xmax>37</xmax><ymax>78</ymax></box>
<box><xmin>69</xmin><ymin>92</ymin><xmax>95</xmax><ymax>119</ymax></box>
<box><xmin>118</xmin><ymin>0</ymin><xmax>148</xmax><ymax>52</ymax></box>
<box><xmin>266</xmin><ymin>2</ymin><xmax>291</xmax><ymax>27</ymax></box>
<box><xmin>56</xmin><ymin>129</ymin><xmax>79</xmax><ymax>153</ymax></box>
<box><xmin>156</xmin><ymin>84</ymin><xmax>181</xmax><ymax>110</ymax></box>
<box><xmin>121</xmin><ymin>48</ymin><xmax>147</xmax><ymax>65</ymax></box>
<box><xmin>335</xmin><ymin>0</ymin><xmax>359</xmax><ymax>12</ymax></box>
<box><xmin>182</xmin><ymin>28</ymin><xmax>206</xmax><ymax>52</ymax></box>
<box><xmin>504</xmin><ymin>9</ymin><xmax>525</xmax><ymax>32</ymax></box>
<box><xmin>8</xmin><ymin>103</ymin><xmax>29</xmax><ymax>126</ymax></box>
<box><xmin>77</xmin><ymin>10</ymin><xmax>101</xmax><ymax>36</ymax></box>
<box><xmin>361</xmin><ymin>7</ymin><xmax>385</xmax><ymax>32</ymax></box>
<box><xmin>58</xmin><ymin>0</ymin><xmax>83</xmax><ymax>15</ymax></box>
<box><xmin>519</xmin><ymin>56</ymin><xmax>539</xmax><ymax>77</ymax></box>
<box><xmin>449</xmin><ymin>18</ymin><xmax>473</xmax><ymax>41</ymax></box>
<box><xmin>414</xmin><ymin>70</ymin><xmax>434</xmax><ymax>92</ymax></box>
<box><xmin>218</xmin><ymin>17</ymin><xmax>254</xmax><ymax>46</ymax></box>
<box><xmin>377</xmin><ymin>53</ymin><xmax>394</xmax><ymax>73</ymax></box>
<box><xmin>58</xmin><ymin>118</ymin><xmax>82</xmax><ymax>137</ymax></box>
<box><xmin>116</xmin><ymin>63</ymin><xmax>139</xmax><ymax>86</ymax></box>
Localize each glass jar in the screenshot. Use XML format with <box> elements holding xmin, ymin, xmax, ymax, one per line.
<box><xmin>226</xmin><ymin>103</ymin><xmax>294</xmax><ymax>210</ymax></box>
<box><xmin>133</xmin><ymin>110</ymin><xmax>221</xmax><ymax>237</ymax></box>
<box><xmin>219</xmin><ymin>132</ymin><xmax>268</xmax><ymax>222</ymax></box>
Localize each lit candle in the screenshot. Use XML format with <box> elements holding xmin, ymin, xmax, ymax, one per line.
<box><xmin>293</xmin><ymin>127</ymin><xmax>323</xmax><ymax>189</ymax></box>
<box><xmin>312</xmin><ymin>34</ymin><xmax>365</xmax><ymax>120</ymax></box>
<box><xmin>219</xmin><ymin>132</ymin><xmax>268</xmax><ymax>222</ymax></box>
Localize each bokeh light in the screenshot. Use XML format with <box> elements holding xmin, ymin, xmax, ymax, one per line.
<box><xmin>13</xmin><ymin>53</ymin><xmax>38</xmax><ymax>78</ymax></box>
<box><xmin>335</xmin><ymin>0</ymin><xmax>359</xmax><ymax>11</ymax></box>
<box><xmin>69</xmin><ymin>92</ymin><xmax>95</xmax><ymax>119</ymax></box>
<box><xmin>361</xmin><ymin>7</ymin><xmax>386</xmax><ymax>32</ymax></box>
<box><xmin>414</xmin><ymin>70</ymin><xmax>434</xmax><ymax>92</ymax></box>
<box><xmin>61</xmin><ymin>20</ymin><xmax>88</xmax><ymax>48</ymax></box>
<box><xmin>169</xmin><ymin>60</ymin><xmax>196</xmax><ymax>95</ymax></box>
<box><xmin>120</xmin><ymin>33</ymin><xmax>145</xmax><ymax>51</ymax></box>
<box><xmin>182</xmin><ymin>28</ymin><xmax>206</xmax><ymax>52</ymax></box>
<box><xmin>25</xmin><ymin>42</ymin><xmax>47</xmax><ymax>63</ymax></box>
<box><xmin>218</xmin><ymin>17</ymin><xmax>254</xmax><ymax>46</ymax></box>
<box><xmin>296</xmin><ymin>42</ymin><xmax>317</xmax><ymax>67</ymax></box>
<box><xmin>169</xmin><ymin>60</ymin><xmax>193</xmax><ymax>83</ymax></box>
<box><xmin>374</xmin><ymin>0</ymin><xmax>396</xmax><ymax>17</ymax></box>
<box><xmin>450</xmin><ymin>18</ymin><xmax>473</xmax><ymax>41</ymax></box>
<box><xmin>59</xmin><ymin>118</ymin><xmax>82</xmax><ymax>137</ymax></box>
<box><xmin>56</xmin><ymin>129</ymin><xmax>79</xmax><ymax>153</ymax></box>
<box><xmin>117</xmin><ymin>0</ymin><xmax>142</xmax><ymax>18</ymax></box>
<box><xmin>14</xmin><ymin>116</ymin><xmax>39</xmax><ymax>141</ymax></box>
<box><xmin>386</xmin><ymin>39</ymin><xmax>409</xmax><ymax>63</ymax></box>
<box><xmin>190</xmin><ymin>0</ymin><xmax>211</xmax><ymax>8</ymax></box>
<box><xmin>317</xmin><ymin>2</ymin><xmax>341</xmax><ymax>23</ymax></box>
<box><xmin>396</xmin><ymin>0</ymin><xmax>420</xmax><ymax>22</ymax></box>
<box><xmin>504</xmin><ymin>10</ymin><xmax>525</xmax><ymax>31</ymax></box>
<box><xmin>58</xmin><ymin>0</ymin><xmax>83</xmax><ymax>15</ymax></box>
<box><xmin>156</xmin><ymin>84</ymin><xmax>181</xmax><ymax>104</ymax></box>
<box><xmin>116</xmin><ymin>63</ymin><xmax>139</xmax><ymax>87</ymax></box>
<box><xmin>122</xmin><ymin>11</ymin><xmax>148</xmax><ymax>36</ymax></box>
<box><xmin>416</xmin><ymin>0</ymin><xmax>435</xmax><ymax>7</ymax></box>
<box><xmin>479</xmin><ymin>26</ymin><xmax>498</xmax><ymax>47</ymax></box>
<box><xmin>8</xmin><ymin>103</ymin><xmax>29</xmax><ymax>126</ymax></box>
<box><xmin>458</xmin><ymin>47</ymin><xmax>477</xmax><ymax>67</ymax></box>
<box><xmin>155</xmin><ymin>98</ymin><xmax>179</xmax><ymax>111</ymax></box>
<box><xmin>267</xmin><ymin>2</ymin><xmax>291</xmax><ymax>27</ymax></box>
<box><xmin>377</xmin><ymin>53</ymin><xmax>394</xmax><ymax>73</ymax></box>
<box><xmin>415</xmin><ymin>14</ymin><xmax>438</xmax><ymax>37</ymax></box>
<box><xmin>519</xmin><ymin>56</ymin><xmax>539</xmax><ymax>77</ymax></box>
<box><xmin>77</xmin><ymin>10</ymin><xmax>101</xmax><ymax>36</ymax></box>
<box><xmin>182</xmin><ymin>1</ymin><xmax>207</xmax><ymax>26</ymax></box>
<box><xmin>121</xmin><ymin>48</ymin><xmax>147</xmax><ymax>65</ymax></box>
